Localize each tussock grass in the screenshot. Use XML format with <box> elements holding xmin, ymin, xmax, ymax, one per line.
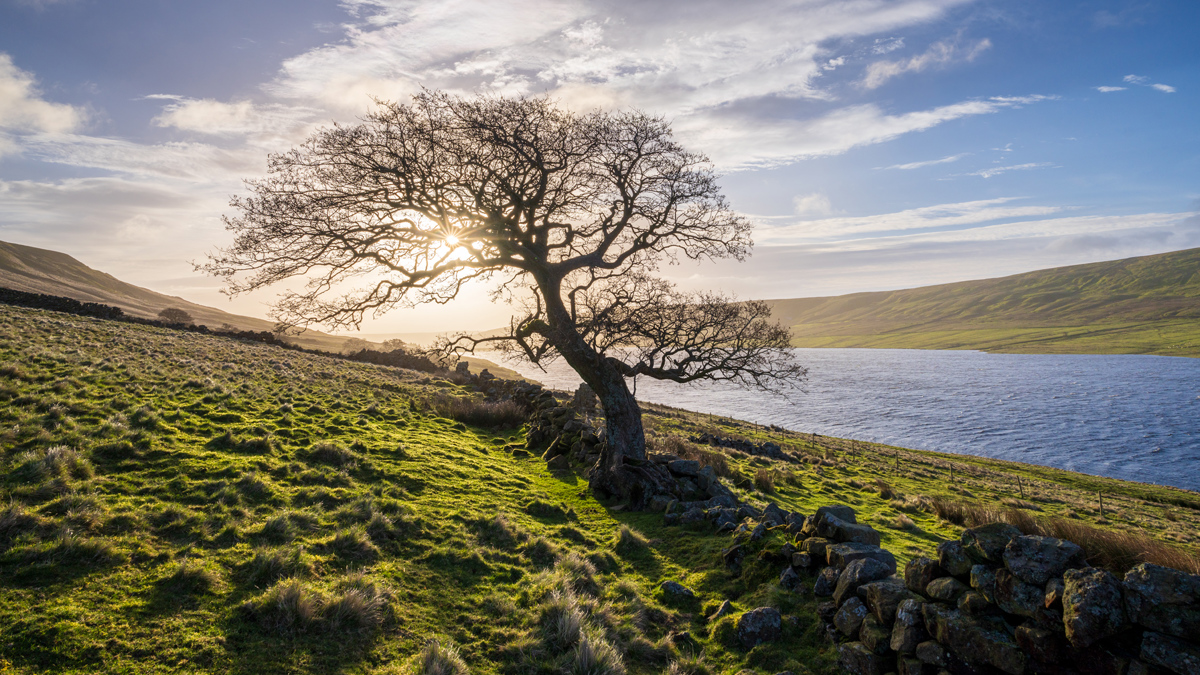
<box><xmin>242</xmin><ymin>546</ymin><xmax>316</xmax><ymax>588</ymax></box>
<box><xmin>753</xmin><ymin>469</ymin><xmax>776</xmax><ymax>494</ymax></box>
<box><xmin>392</xmin><ymin>638</ymin><xmax>470</xmax><ymax>675</ymax></box>
<box><xmin>648</xmin><ymin>435</ymin><xmax>731</xmax><ymax>478</ymax></box>
<box><xmin>15</xmin><ymin>445</ymin><xmax>93</xmax><ymax>482</ymax></box>
<box><xmin>160</xmin><ymin>561</ymin><xmax>222</xmax><ymax>595</ymax></box>
<box><xmin>613</xmin><ymin>525</ymin><xmax>650</xmax><ymax>557</ymax></box>
<box><xmin>308</xmin><ymin>442</ymin><xmax>359</xmax><ymax>468</ymax></box>
<box><xmin>427</xmin><ymin>392</ymin><xmax>527</xmax><ymax>429</ymax></box>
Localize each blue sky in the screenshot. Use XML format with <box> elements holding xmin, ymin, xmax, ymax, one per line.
<box><xmin>0</xmin><ymin>0</ymin><xmax>1197</xmax><ymax>332</ymax></box>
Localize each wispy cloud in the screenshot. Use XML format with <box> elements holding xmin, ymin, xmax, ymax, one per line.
<box><xmin>1095</xmin><ymin>86</ymin><xmax>1126</xmax><ymax>93</ymax></box>
<box><xmin>883</xmin><ymin>153</ymin><xmax>968</xmax><ymax>170</ymax></box>
<box><xmin>153</xmin><ymin>97</ymin><xmax>321</xmax><ymax>138</ymax></box>
<box><xmin>860</xmin><ymin>36</ymin><xmax>991</xmax><ymax>89</ymax></box>
<box><xmin>683</xmin><ymin>96</ymin><xmax>1053</xmax><ymax>169</ymax></box>
<box><xmin>1121</xmin><ymin>74</ymin><xmax>1175</xmax><ymax>93</ymax></box>
<box><xmin>755</xmin><ymin>197</ymin><xmax>1066</xmax><ymax>242</ymax></box>
<box><xmin>967</xmin><ymin>162</ymin><xmax>1053</xmax><ymax>179</ymax></box>
<box><xmin>793</xmin><ymin>193</ymin><xmax>833</xmax><ymax>216</ymax></box>
<box><xmin>1151</xmin><ymin>83</ymin><xmax>1176</xmax><ymax>93</ymax></box>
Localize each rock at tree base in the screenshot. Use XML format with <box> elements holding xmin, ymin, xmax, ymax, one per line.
<box><xmin>1141</xmin><ymin>631</ymin><xmax>1200</xmax><ymax>675</ymax></box>
<box><xmin>837</xmin><ymin>642</ymin><xmax>889</xmax><ymax>675</ymax></box>
<box><xmin>834</xmin><ymin>557</ymin><xmax>893</xmax><ymax>606</ymax></box>
<box><xmin>905</xmin><ymin>556</ymin><xmax>945</xmax><ymax>595</ymax></box>
<box><xmin>667</xmin><ymin>459</ymin><xmax>700</xmax><ymax>477</ymax></box>
<box><xmin>659</xmin><ymin>580</ymin><xmax>696</xmax><ymax>601</ymax></box>
<box><xmin>779</xmin><ymin>566</ymin><xmax>805</xmax><ymax>593</ymax></box>
<box><xmin>709</xmin><ymin>599</ymin><xmax>733</xmax><ymax>622</ymax></box>
<box><xmin>835</xmin><ymin>597</ymin><xmax>870</xmax><ymax>637</ymax></box>
<box><xmin>961</xmin><ymin>523</ymin><xmax>1023</xmax><ymax>563</ymax></box>
<box><xmin>1062</xmin><ymin>567</ymin><xmax>1128</xmax><ymax>648</ymax></box>
<box><xmin>736</xmin><ymin>607</ymin><xmax>782</xmax><ymax>649</ymax></box>
<box><xmin>1123</xmin><ymin>563</ymin><xmax>1200</xmax><ymax>640</ymax></box>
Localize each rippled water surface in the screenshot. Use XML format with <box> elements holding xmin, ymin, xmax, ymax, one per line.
<box><xmin>496</xmin><ymin>349</ymin><xmax>1200</xmax><ymax>492</ymax></box>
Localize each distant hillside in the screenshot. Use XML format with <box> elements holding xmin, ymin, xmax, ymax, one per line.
<box><xmin>765</xmin><ymin>247</ymin><xmax>1200</xmax><ymax>357</ymax></box>
<box><xmin>0</xmin><ymin>239</ymin><xmax>522</xmax><ymax>377</ymax></box>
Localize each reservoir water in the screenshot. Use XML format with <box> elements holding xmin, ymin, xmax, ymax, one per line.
<box><xmin>495</xmin><ymin>349</ymin><xmax>1200</xmax><ymax>492</ymax></box>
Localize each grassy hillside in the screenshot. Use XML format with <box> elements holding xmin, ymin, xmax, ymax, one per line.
<box><xmin>0</xmin><ymin>239</ymin><xmax>520</xmax><ymax>380</ymax></box>
<box><xmin>765</xmin><ymin>247</ymin><xmax>1200</xmax><ymax>356</ymax></box>
<box><xmin>1</xmin><ymin>304</ymin><xmax>1197</xmax><ymax>674</ymax></box>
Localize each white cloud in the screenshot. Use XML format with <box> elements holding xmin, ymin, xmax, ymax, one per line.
<box><xmin>872</xmin><ymin>37</ymin><xmax>905</xmax><ymax>55</ymax></box>
<box><xmin>683</xmin><ymin>96</ymin><xmax>1052</xmax><ymax>170</ymax></box>
<box><xmin>756</xmin><ymin>197</ymin><xmax>1066</xmax><ymax>242</ymax></box>
<box><xmin>153</xmin><ymin>98</ymin><xmax>320</xmax><ymax>137</ymax></box>
<box><xmin>793</xmin><ymin>193</ymin><xmax>833</xmax><ymax>216</ymax></box>
<box><xmin>0</xmin><ymin>53</ymin><xmax>85</xmax><ymax>142</ymax></box>
<box><xmin>1095</xmin><ymin>86</ymin><xmax>1126</xmax><ymax>93</ymax></box>
<box><xmin>21</xmin><ymin>133</ymin><xmax>259</xmax><ymax>180</ymax></box>
<box><xmin>1123</xmin><ymin>74</ymin><xmax>1148</xmax><ymax>84</ymax></box>
<box><xmin>1151</xmin><ymin>83</ymin><xmax>1176</xmax><ymax>93</ymax></box>
<box><xmin>967</xmin><ymin>162</ymin><xmax>1052</xmax><ymax>179</ymax></box>
<box><xmin>861</xmin><ymin>36</ymin><xmax>991</xmax><ymax>89</ymax></box>
<box><xmin>883</xmin><ymin>153</ymin><xmax>968</xmax><ymax>170</ymax></box>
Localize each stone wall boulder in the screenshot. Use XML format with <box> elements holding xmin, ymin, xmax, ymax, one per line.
<box><xmin>837</xmin><ymin>642</ymin><xmax>889</xmax><ymax>675</ymax></box>
<box><xmin>1003</xmin><ymin>535</ymin><xmax>1085</xmax><ymax>586</ymax></box>
<box><xmin>925</xmin><ymin>577</ymin><xmax>969</xmax><ymax>603</ymax></box>
<box><xmin>1062</xmin><ymin>567</ymin><xmax>1129</xmax><ymax>648</ymax></box>
<box><xmin>815</xmin><ymin>504</ymin><xmax>858</xmax><ymax>525</ymax></box>
<box><xmin>1014</xmin><ymin>623</ymin><xmax>1068</xmax><ymax>666</ymax></box>
<box><xmin>828</xmin><ymin>542</ymin><xmax>897</xmax><ymax>574</ymax></box>
<box><xmin>834</xmin><ymin>557</ymin><xmax>893</xmax><ymax>606</ymax></box>
<box><xmin>835</xmin><ymin>596</ymin><xmax>870</xmax><ymax>637</ymax></box>
<box><xmin>890</xmin><ymin>598</ymin><xmax>928</xmax><ymax>654</ymax></box>
<box><xmin>1123</xmin><ymin>563</ymin><xmax>1200</xmax><ymax>640</ymax></box>
<box><xmin>969</xmin><ymin>564</ymin><xmax>997</xmax><ymax>603</ymax></box>
<box><xmin>904</xmin><ymin>556</ymin><xmax>944</xmax><ymax>595</ymax></box>
<box><xmin>923</xmin><ymin>604</ymin><xmax>1027</xmax><ymax>675</ymax></box>
<box><xmin>961</xmin><ymin>523</ymin><xmax>1023</xmax><ymax>564</ymax></box>
<box><xmin>936</xmin><ymin>540</ymin><xmax>973</xmax><ymax>577</ymax></box>
<box><xmin>800</xmin><ymin>536</ymin><xmax>832</xmax><ymax>561</ymax></box>
<box><xmin>859</xmin><ymin>577</ymin><xmax>921</xmax><ymax>625</ymax></box>
<box><xmin>859</xmin><ymin>614</ymin><xmax>892</xmax><ymax>655</ymax></box>
<box><xmin>994</xmin><ymin>568</ymin><xmax>1044</xmax><ymax>617</ymax></box>
<box><xmin>736</xmin><ymin>607</ymin><xmax>782</xmax><ymax>649</ymax></box>
<box><xmin>1141</xmin><ymin>631</ymin><xmax>1200</xmax><ymax>675</ymax></box>
<box><xmin>814</xmin><ymin>566</ymin><xmax>839</xmax><ymax>597</ymax></box>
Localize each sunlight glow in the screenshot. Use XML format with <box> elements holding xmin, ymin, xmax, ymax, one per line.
<box><xmin>445</xmin><ymin>234</ymin><xmax>460</xmax><ymax>247</ymax></box>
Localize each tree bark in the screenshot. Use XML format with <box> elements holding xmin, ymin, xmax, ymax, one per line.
<box><xmin>540</xmin><ymin>276</ymin><xmax>671</xmax><ymax>504</ymax></box>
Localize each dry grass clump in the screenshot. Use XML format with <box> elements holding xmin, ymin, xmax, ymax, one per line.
<box><xmin>892</xmin><ymin>514</ymin><xmax>916</xmax><ymax>530</ymax></box>
<box><xmin>875</xmin><ymin>479</ymin><xmax>898</xmax><ymax>500</ymax></box>
<box><xmin>326</xmin><ymin>575</ymin><xmax>392</xmax><ymax>633</ymax></box>
<box><xmin>243</xmin><ymin>546</ymin><xmax>316</xmax><ymax>587</ymax></box>
<box><xmin>326</xmin><ymin>526</ymin><xmax>380</xmax><ymax>561</ymax></box>
<box><xmin>391</xmin><ymin>638</ymin><xmax>470</xmax><ymax>675</ymax></box>
<box><xmin>648</xmin><ymin>436</ymin><xmax>731</xmax><ymax>478</ymax></box>
<box><xmin>427</xmin><ymin>392</ymin><xmax>527</xmax><ymax>429</ymax></box>
<box><xmin>307</xmin><ymin>442</ymin><xmax>359</xmax><ymax>468</ymax></box>
<box><xmin>160</xmin><ymin>561</ymin><xmax>222</xmax><ymax>595</ymax></box>
<box><xmin>243</xmin><ymin>578</ymin><xmax>323</xmax><ymax>634</ymax></box>
<box><xmin>556</xmin><ymin>551</ymin><xmax>599</xmax><ymax>597</ymax></box>
<box><xmin>15</xmin><ymin>445</ymin><xmax>93</xmax><ymax>482</ymax></box>
<box><xmin>613</xmin><ymin>525</ymin><xmax>650</xmax><ymax>557</ymax></box>
<box><xmin>474</xmin><ymin>513</ymin><xmax>528</xmax><ymax>550</ymax></box>
<box><xmin>928</xmin><ymin>497</ymin><xmax>1200</xmax><ymax>575</ymax></box>
<box><xmin>0</xmin><ymin>501</ymin><xmax>42</xmax><ymax>544</ymax></box>
<box><xmin>1001</xmin><ymin>497</ymin><xmax>1043</xmax><ymax>511</ymax></box>
<box><xmin>753</xmin><ymin>469</ymin><xmax>776</xmax><ymax>494</ymax></box>
<box><xmin>569</xmin><ymin>625</ymin><xmax>626</xmax><ymax>675</ymax></box>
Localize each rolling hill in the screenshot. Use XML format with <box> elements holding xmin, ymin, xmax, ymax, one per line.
<box><xmin>0</xmin><ymin>239</ymin><xmax>520</xmax><ymax>377</ymax></box>
<box><xmin>765</xmin><ymin>247</ymin><xmax>1200</xmax><ymax>357</ymax></box>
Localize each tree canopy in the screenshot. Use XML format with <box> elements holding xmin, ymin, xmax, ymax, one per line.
<box><xmin>204</xmin><ymin>91</ymin><xmax>803</xmax><ymax>501</ymax></box>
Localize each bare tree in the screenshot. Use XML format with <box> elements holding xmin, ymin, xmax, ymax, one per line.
<box><xmin>203</xmin><ymin>92</ymin><xmax>804</xmax><ymax>501</ymax></box>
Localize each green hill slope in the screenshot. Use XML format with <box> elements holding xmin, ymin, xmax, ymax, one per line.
<box><xmin>765</xmin><ymin>247</ymin><xmax>1200</xmax><ymax>356</ymax></box>
<box><xmin>0</xmin><ymin>239</ymin><xmax>518</xmax><ymax>378</ymax></box>
<box><xmin>1</xmin><ymin>303</ymin><xmax>1196</xmax><ymax>674</ymax></box>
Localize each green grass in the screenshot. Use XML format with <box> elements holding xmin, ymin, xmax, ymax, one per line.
<box><xmin>1</xmin><ymin>303</ymin><xmax>1197</xmax><ymax>674</ymax></box>
<box><xmin>766</xmin><ymin>246</ymin><xmax>1200</xmax><ymax>356</ymax></box>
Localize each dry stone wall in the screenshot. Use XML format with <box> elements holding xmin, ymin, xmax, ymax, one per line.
<box><xmin>785</xmin><ymin>506</ymin><xmax>1200</xmax><ymax>675</ymax></box>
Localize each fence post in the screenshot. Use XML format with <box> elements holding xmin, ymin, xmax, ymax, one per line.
<box><xmin>1099</xmin><ymin>492</ymin><xmax>1104</xmax><ymax>519</ymax></box>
